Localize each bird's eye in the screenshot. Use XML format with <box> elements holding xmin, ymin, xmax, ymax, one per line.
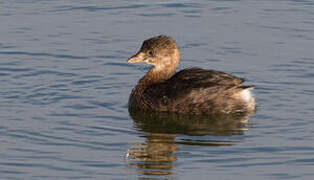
<box><xmin>147</xmin><ymin>50</ymin><xmax>155</xmax><ymax>57</ymax></box>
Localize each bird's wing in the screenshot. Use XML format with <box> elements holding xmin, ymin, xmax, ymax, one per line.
<box><xmin>143</xmin><ymin>67</ymin><xmax>245</xmax><ymax>110</ymax></box>
<box><xmin>169</xmin><ymin>67</ymin><xmax>244</xmax><ymax>88</ymax></box>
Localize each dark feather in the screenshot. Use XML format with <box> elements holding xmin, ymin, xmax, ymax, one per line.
<box><xmin>128</xmin><ymin>36</ymin><xmax>256</xmax><ymax>114</ymax></box>
<box><xmin>139</xmin><ymin>67</ymin><xmax>252</xmax><ymax>114</ymax></box>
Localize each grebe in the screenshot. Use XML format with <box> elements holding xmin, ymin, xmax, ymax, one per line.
<box><xmin>127</xmin><ymin>35</ymin><xmax>255</xmax><ymax>114</ymax></box>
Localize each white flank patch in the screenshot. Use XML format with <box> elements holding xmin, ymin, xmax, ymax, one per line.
<box><xmin>240</xmin><ymin>89</ymin><xmax>256</xmax><ymax>109</ymax></box>
<box><xmin>241</xmin><ymin>89</ymin><xmax>252</xmax><ymax>102</ymax></box>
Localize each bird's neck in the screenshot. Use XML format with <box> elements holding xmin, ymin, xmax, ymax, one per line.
<box><xmin>130</xmin><ymin>66</ymin><xmax>176</xmax><ymax>107</ymax></box>
<box><xmin>138</xmin><ymin>66</ymin><xmax>176</xmax><ymax>88</ymax></box>
<box><xmin>134</xmin><ymin>49</ymin><xmax>180</xmax><ymax>95</ymax></box>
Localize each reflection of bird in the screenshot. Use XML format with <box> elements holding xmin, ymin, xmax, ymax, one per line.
<box><xmin>126</xmin><ymin>110</ymin><xmax>254</xmax><ymax>178</ymax></box>
<box><xmin>129</xmin><ymin>110</ymin><xmax>252</xmax><ymax>136</ymax></box>
<box><xmin>126</xmin><ymin>133</ymin><xmax>177</xmax><ymax>176</ymax></box>
<box><xmin>127</xmin><ymin>35</ymin><xmax>256</xmax><ymax>114</ymax></box>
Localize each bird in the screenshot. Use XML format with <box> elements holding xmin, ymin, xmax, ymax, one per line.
<box><xmin>127</xmin><ymin>35</ymin><xmax>255</xmax><ymax>114</ymax></box>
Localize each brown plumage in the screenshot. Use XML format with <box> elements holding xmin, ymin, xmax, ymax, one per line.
<box><xmin>127</xmin><ymin>35</ymin><xmax>256</xmax><ymax>114</ymax></box>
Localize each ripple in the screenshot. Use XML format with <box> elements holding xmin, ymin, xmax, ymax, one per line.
<box><xmin>0</xmin><ymin>169</ymin><xmax>26</xmax><ymax>175</ymax></box>
<box><xmin>159</xmin><ymin>2</ymin><xmax>200</xmax><ymax>8</ymax></box>
<box><xmin>88</xmin><ymin>100</ymin><xmax>118</xmax><ymax>111</ymax></box>
<box><xmin>0</xmin><ymin>67</ymin><xmax>33</xmax><ymax>72</ymax></box>
<box><xmin>63</xmin><ymin>104</ymin><xmax>96</xmax><ymax>110</ymax></box>
<box><xmin>0</xmin><ymin>51</ymin><xmax>88</xmax><ymax>59</ymax></box>
<box><xmin>1</xmin><ymin>0</ymin><xmax>314</xmax><ymax>179</ymax></box>
<box><xmin>52</xmin><ymin>4</ymin><xmax>148</xmax><ymax>12</ymax></box>
<box><xmin>104</xmin><ymin>62</ymin><xmax>133</xmax><ymax>67</ymax></box>
<box><xmin>14</xmin><ymin>70</ymin><xmax>77</xmax><ymax>79</ymax></box>
<box><xmin>138</xmin><ymin>12</ymin><xmax>175</xmax><ymax>17</ymax></box>
<box><xmin>0</xmin><ymin>162</ymin><xmax>78</xmax><ymax>172</ymax></box>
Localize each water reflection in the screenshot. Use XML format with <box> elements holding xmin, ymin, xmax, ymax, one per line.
<box><xmin>126</xmin><ymin>110</ymin><xmax>254</xmax><ymax>179</ymax></box>
<box><xmin>127</xmin><ymin>133</ymin><xmax>177</xmax><ymax>177</ymax></box>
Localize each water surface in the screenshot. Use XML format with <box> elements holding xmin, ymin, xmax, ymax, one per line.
<box><xmin>1</xmin><ymin>0</ymin><xmax>314</xmax><ymax>179</ymax></box>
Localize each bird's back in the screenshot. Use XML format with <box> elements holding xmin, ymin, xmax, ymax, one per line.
<box><xmin>134</xmin><ymin>67</ymin><xmax>255</xmax><ymax>114</ymax></box>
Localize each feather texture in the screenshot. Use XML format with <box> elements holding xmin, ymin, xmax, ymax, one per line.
<box><xmin>129</xmin><ymin>67</ymin><xmax>255</xmax><ymax>114</ymax></box>
<box><xmin>127</xmin><ymin>35</ymin><xmax>256</xmax><ymax>114</ymax></box>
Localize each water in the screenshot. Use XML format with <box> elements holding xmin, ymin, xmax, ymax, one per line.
<box><xmin>1</xmin><ymin>0</ymin><xmax>314</xmax><ymax>179</ymax></box>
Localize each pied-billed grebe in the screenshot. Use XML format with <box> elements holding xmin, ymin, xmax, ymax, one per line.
<box><xmin>127</xmin><ymin>35</ymin><xmax>256</xmax><ymax>114</ymax></box>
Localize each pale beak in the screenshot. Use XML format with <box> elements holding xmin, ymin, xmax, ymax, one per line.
<box><xmin>127</xmin><ymin>52</ymin><xmax>146</xmax><ymax>63</ymax></box>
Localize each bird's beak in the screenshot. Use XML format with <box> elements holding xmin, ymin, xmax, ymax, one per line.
<box><xmin>127</xmin><ymin>52</ymin><xmax>146</xmax><ymax>63</ymax></box>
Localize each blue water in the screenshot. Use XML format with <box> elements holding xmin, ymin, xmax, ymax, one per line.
<box><xmin>1</xmin><ymin>0</ymin><xmax>314</xmax><ymax>179</ymax></box>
